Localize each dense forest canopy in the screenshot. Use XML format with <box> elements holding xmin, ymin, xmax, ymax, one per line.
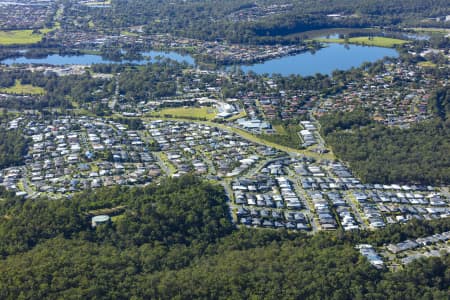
<box><xmin>0</xmin><ymin>176</ymin><xmax>448</xmax><ymax>299</ymax></box>
<box><xmin>0</xmin><ymin>69</ymin><xmax>113</xmax><ymax>110</ymax></box>
<box><xmin>430</xmin><ymin>87</ymin><xmax>450</xmax><ymax>124</ymax></box>
<box><xmin>0</xmin><ymin>61</ymin><xmax>190</xmax><ymax>110</ymax></box>
<box><xmin>118</xmin><ymin>62</ymin><xmax>184</xmax><ymax>101</ymax></box>
<box><xmin>0</xmin><ymin>130</ymin><xmax>29</xmax><ymax>169</ymax></box>
<box><xmin>320</xmin><ymin>89</ymin><xmax>450</xmax><ymax>185</ymax></box>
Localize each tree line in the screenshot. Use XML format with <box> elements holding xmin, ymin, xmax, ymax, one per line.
<box><xmin>319</xmin><ymin>90</ymin><xmax>450</xmax><ymax>185</ymax></box>
<box><xmin>66</xmin><ymin>0</ymin><xmax>450</xmax><ymax>44</ymax></box>
<box><xmin>0</xmin><ymin>175</ymin><xmax>448</xmax><ymax>299</ymax></box>
<box><xmin>0</xmin><ymin>129</ymin><xmax>29</xmax><ymax>169</ymax></box>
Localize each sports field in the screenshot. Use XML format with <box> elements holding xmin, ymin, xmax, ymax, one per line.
<box><xmin>150</xmin><ymin>107</ymin><xmax>218</xmax><ymax>120</ymax></box>
<box><xmin>0</xmin><ymin>29</ymin><xmax>51</xmax><ymax>45</ymax></box>
<box><xmin>0</xmin><ymin>80</ymin><xmax>45</xmax><ymax>95</ymax></box>
<box><xmin>315</xmin><ymin>36</ymin><xmax>408</xmax><ymax>48</ymax></box>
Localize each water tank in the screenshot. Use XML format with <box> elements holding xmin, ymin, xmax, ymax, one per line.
<box><xmin>91</xmin><ymin>215</ymin><xmax>110</xmax><ymax>227</ymax></box>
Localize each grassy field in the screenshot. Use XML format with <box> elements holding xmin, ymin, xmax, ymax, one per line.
<box><xmin>226</xmin><ymin>110</ymin><xmax>247</xmax><ymax>122</ymax></box>
<box><xmin>149</xmin><ymin>107</ymin><xmax>218</xmax><ymax>120</ymax></box>
<box><xmin>0</xmin><ymin>29</ymin><xmax>52</xmax><ymax>45</ymax></box>
<box><xmin>88</xmin><ymin>206</ymin><xmax>126</xmax><ymax>216</ymax></box>
<box><xmin>0</xmin><ymin>80</ymin><xmax>45</xmax><ymax>95</ymax></box>
<box><xmin>73</xmin><ymin>108</ymin><xmax>97</xmax><ymax>117</ymax></box>
<box><xmin>259</xmin><ymin>123</ymin><xmax>303</xmax><ymax>150</ymax></box>
<box><xmin>231</xmin><ymin>126</ymin><xmax>335</xmax><ymax>160</ymax></box>
<box><xmin>273</xmin><ymin>124</ymin><xmax>287</xmax><ymax>135</ymax></box>
<box><xmin>0</xmin><ymin>7</ymin><xmax>60</xmax><ymax>46</ymax></box>
<box><xmin>158</xmin><ymin>152</ymin><xmax>177</xmax><ymax>174</ymax></box>
<box><xmin>121</xmin><ymin>31</ymin><xmax>139</xmax><ymax>37</ymax></box>
<box><xmin>409</xmin><ymin>28</ymin><xmax>450</xmax><ymax>34</ymax></box>
<box><xmin>315</xmin><ymin>36</ymin><xmax>408</xmax><ymax>48</ymax></box>
<box><xmin>418</xmin><ymin>61</ymin><xmax>438</xmax><ymax>68</ymax></box>
<box><xmin>83</xmin><ymin>0</ymin><xmax>111</xmax><ymax>6</ymax></box>
<box><xmin>111</xmin><ymin>214</ymin><xmax>126</xmax><ymax>222</ymax></box>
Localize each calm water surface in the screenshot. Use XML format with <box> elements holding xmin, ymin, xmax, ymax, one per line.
<box><xmin>236</xmin><ymin>43</ymin><xmax>398</xmax><ymax>76</ymax></box>
<box><xmin>1</xmin><ymin>50</ymin><xmax>195</xmax><ymax>66</ymax></box>
<box><xmin>2</xmin><ymin>44</ymin><xmax>398</xmax><ymax>76</ymax></box>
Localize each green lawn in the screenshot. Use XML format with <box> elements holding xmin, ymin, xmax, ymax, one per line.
<box><xmin>150</xmin><ymin>107</ymin><xmax>218</xmax><ymax>120</ymax></box>
<box><xmin>111</xmin><ymin>214</ymin><xmax>126</xmax><ymax>222</ymax></box>
<box><xmin>158</xmin><ymin>152</ymin><xmax>177</xmax><ymax>174</ymax></box>
<box><xmin>418</xmin><ymin>61</ymin><xmax>438</xmax><ymax>68</ymax></box>
<box><xmin>120</xmin><ymin>31</ymin><xmax>139</xmax><ymax>37</ymax></box>
<box><xmin>409</xmin><ymin>27</ymin><xmax>450</xmax><ymax>34</ymax></box>
<box><xmin>226</xmin><ymin>110</ymin><xmax>247</xmax><ymax>122</ymax></box>
<box><xmin>0</xmin><ymin>80</ymin><xmax>45</xmax><ymax>95</ymax></box>
<box><xmin>0</xmin><ymin>29</ymin><xmax>50</xmax><ymax>45</ymax></box>
<box><xmin>273</xmin><ymin>124</ymin><xmax>287</xmax><ymax>135</ymax></box>
<box><xmin>232</xmin><ymin>126</ymin><xmax>335</xmax><ymax>160</ymax></box>
<box><xmin>88</xmin><ymin>206</ymin><xmax>126</xmax><ymax>217</ymax></box>
<box><xmin>83</xmin><ymin>0</ymin><xmax>111</xmax><ymax>6</ymax></box>
<box><xmin>315</xmin><ymin>36</ymin><xmax>408</xmax><ymax>48</ymax></box>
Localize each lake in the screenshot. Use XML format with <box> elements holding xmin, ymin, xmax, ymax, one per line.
<box><xmin>1</xmin><ymin>44</ymin><xmax>398</xmax><ymax>76</ymax></box>
<box><xmin>233</xmin><ymin>43</ymin><xmax>398</xmax><ymax>76</ymax></box>
<box><xmin>1</xmin><ymin>50</ymin><xmax>195</xmax><ymax>66</ymax></box>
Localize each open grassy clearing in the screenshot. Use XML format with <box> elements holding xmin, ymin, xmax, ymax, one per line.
<box><xmin>111</xmin><ymin>214</ymin><xmax>126</xmax><ymax>222</ymax></box>
<box><xmin>88</xmin><ymin>206</ymin><xmax>126</xmax><ymax>216</ymax></box>
<box><xmin>83</xmin><ymin>0</ymin><xmax>111</xmax><ymax>6</ymax></box>
<box><xmin>259</xmin><ymin>123</ymin><xmax>303</xmax><ymax>150</ymax></box>
<box><xmin>73</xmin><ymin>108</ymin><xmax>97</xmax><ymax>117</ymax></box>
<box><xmin>315</xmin><ymin>36</ymin><xmax>408</xmax><ymax>48</ymax></box>
<box><xmin>225</xmin><ymin>110</ymin><xmax>247</xmax><ymax>122</ymax></box>
<box><xmin>0</xmin><ymin>30</ymin><xmax>48</xmax><ymax>45</ymax></box>
<box><xmin>273</xmin><ymin>124</ymin><xmax>288</xmax><ymax>135</ymax></box>
<box><xmin>52</xmin><ymin>5</ymin><xmax>63</xmax><ymax>30</ymax></box>
<box><xmin>287</xmin><ymin>27</ymin><xmax>376</xmax><ymax>40</ymax></box>
<box><xmin>121</xmin><ymin>31</ymin><xmax>139</xmax><ymax>37</ymax></box>
<box><xmin>230</xmin><ymin>126</ymin><xmax>335</xmax><ymax>160</ymax></box>
<box><xmin>157</xmin><ymin>152</ymin><xmax>177</xmax><ymax>174</ymax></box>
<box><xmin>418</xmin><ymin>61</ymin><xmax>438</xmax><ymax>68</ymax></box>
<box><xmin>149</xmin><ymin>107</ymin><xmax>218</xmax><ymax>120</ymax></box>
<box><xmin>0</xmin><ymin>80</ymin><xmax>45</xmax><ymax>95</ymax></box>
<box><xmin>0</xmin><ymin>7</ymin><xmax>61</xmax><ymax>46</ymax></box>
<box><xmin>409</xmin><ymin>27</ymin><xmax>450</xmax><ymax>34</ymax></box>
